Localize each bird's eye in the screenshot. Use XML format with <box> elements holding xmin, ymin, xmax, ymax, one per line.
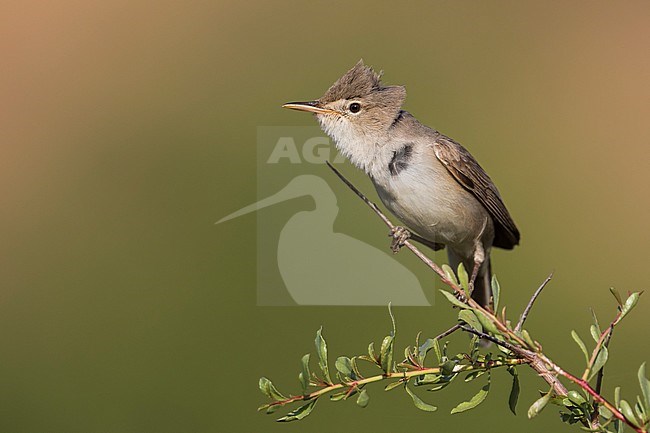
<box><xmin>349</xmin><ymin>102</ymin><xmax>361</xmax><ymax>113</ymax></box>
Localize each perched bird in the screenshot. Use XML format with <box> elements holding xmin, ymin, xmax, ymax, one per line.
<box><xmin>283</xmin><ymin>60</ymin><xmax>520</xmax><ymax>308</ymax></box>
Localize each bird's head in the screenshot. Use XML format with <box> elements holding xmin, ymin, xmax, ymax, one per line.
<box><xmin>283</xmin><ymin>60</ymin><xmax>406</xmax><ymax>145</ymax></box>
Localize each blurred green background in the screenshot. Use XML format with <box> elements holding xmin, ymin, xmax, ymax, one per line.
<box><xmin>1</xmin><ymin>1</ymin><xmax>649</xmax><ymax>432</ymax></box>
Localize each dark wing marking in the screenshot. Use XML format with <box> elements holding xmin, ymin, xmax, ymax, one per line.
<box><xmin>433</xmin><ymin>136</ymin><xmax>520</xmax><ymax>249</ymax></box>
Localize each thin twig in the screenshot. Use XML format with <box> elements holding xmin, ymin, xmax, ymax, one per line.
<box><xmin>434</xmin><ymin>324</ymin><xmax>461</xmax><ymax>341</ymax></box>
<box><xmin>326</xmin><ymin>161</ymin><xmax>394</xmax><ymax>228</ymax></box>
<box><xmin>515</xmin><ymin>272</ymin><xmax>553</xmax><ymax>333</ymax></box>
<box><xmin>458</xmin><ymin>324</ymin><xmax>520</xmax><ymax>353</ymax></box>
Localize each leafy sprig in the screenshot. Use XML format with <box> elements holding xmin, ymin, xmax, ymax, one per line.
<box><xmin>257</xmin><ymin>162</ymin><xmax>648</xmax><ymax>432</ymax></box>
<box><xmin>259</xmin><ymin>302</ymin><xmax>528</xmax><ymax>421</ymax></box>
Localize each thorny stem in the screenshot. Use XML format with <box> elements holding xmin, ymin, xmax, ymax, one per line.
<box><xmin>326</xmin><ymin>161</ymin><xmax>646</xmax><ymax>433</ymax></box>
<box><xmin>263</xmin><ymin>358</ymin><xmax>528</xmax><ymax>410</ymax></box>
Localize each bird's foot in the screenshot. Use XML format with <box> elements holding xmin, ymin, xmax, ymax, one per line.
<box><xmin>389</xmin><ymin>226</ymin><xmax>411</xmax><ymax>253</ymax></box>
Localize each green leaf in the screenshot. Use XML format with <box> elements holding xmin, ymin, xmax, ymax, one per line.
<box><xmin>589</xmin><ymin>324</ymin><xmax>600</xmax><ymax>343</ymax></box>
<box><xmin>427</xmin><ymin>381</ymin><xmax>453</xmax><ymax>392</ymax></box>
<box><xmin>385</xmin><ymin>380</ymin><xmax>404</xmax><ymax>391</ymax></box>
<box><xmin>414</xmin><ymin>374</ymin><xmax>442</xmax><ymax>386</ymax></box>
<box><xmin>439</xmin><ymin>289</ymin><xmax>469</xmax><ymax>309</ymax></box>
<box><xmin>379</xmin><ymin>303</ymin><xmax>397</xmax><ymax>373</ymax></box>
<box><xmin>527</xmin><ymin>390</ymin><xmax>552</xmax><ymax>419</ymax></box>
<box><xmin>567</xmin><ymin>390</ymin><xmax>587</xmax><ymax>406</ymax></box>
<box><xmin>432</xmin><ymin>339</ymin><xmax>442</xmax><ymax>363</ymax></box>
<box><xmin>590</xmin><ymin>308</ymin><xmax>601</xmax><ymax>334</ymax></box>
<box><xmin>464</xmin><ymin>370</ymin><xmax>486</xmax><ymax>382</ymax></box>
<box><xmin>356</xmin><ymin>389</ymin><xmax>370</xmax><ymax>408</ymax></box>
<box><xmin>299</xmin><ymin>354</ymin><xmax>310</xmax><ymax>393</ymax></box>
<box><xmin>451</xmin><ymin>372</ymin><xmax>490</xmax><ymax>414</ymax></box>
<box><xmin>474</xmin><ymin>308</ymin><xmax>499</xmax><ymax>334</ymax></box>
<box><xmin>598</xmin><ymin>404</ymin><xmax>613</xmax><ymax>419</ymax></box>
<box><xmin>315</xmin><ymin>327</ymin><xmax>332</xmax><ymax>384</ymax></box>
<box><xmin>441</xmin><ymin>360</ymin><xmax>456</xmax><ymax>376</ymax></box>
<box><xmin>521</xmin><ymin>329</ymin><xmax>536</xmax><ymax>350</ymax></box>
<box><xmin>440</xmin><ymin>341</ymin><xmax>449</xmax><ymax>361</ymax></box>
<box><xmin>380</xmin><ymin>335</ymin><xmax>394</xmax><ymax>374</ymax></box>
<box><xmin>610</xmin><ymin>287</ymin><xmax>623</xmax><ymax>306</ymax></box>
<box><xmin>620</xmin><ymin>292</ymin><xmax>640</xmax><ymax>320</ymax></box>
<box><xmin>418</xmin><ymin>338</ymin><xmax>436</xmax><ymax>365</ymax></box>
<box><xmin>508</xmin><ymin>367</ymin><xmax>520</xmax><ymax>415</ymax></box>
<box><xmin>442</xmin><ymin>264</ymin><xmax>458</xmax><ymax>285</ymax></box>
<box><xmin>614</xmin><ymin>386</ymin><xmax>621</xmax><ymax>408</ymax></box>
<box><xmin>259</xmin><ymin>377</ymin><xmax>287</xmax><ymax>401</ymax></box>
<box><xmin>368</xmin><ymin>342</ymin><xmax>377</xmax><ymax>363</ymax></box>
<box><xmin>351</xmin><ymin>357</ymin><xmax>363</xmax><ymax>379</ymax></box>
<box><xmin>335</xmin><ymin>356</ymin><xmax>353</xmax><ymax>378</ymax></box>
<box><xmin>493</xmin><ymin>334</ymin><xmax>511</xmax><ymax>355</ymax></box>
<box><xmin>357</xmin><ymin>355</ymin><xmax>375</xmax><ymax>364</ymax></box>
<box><xmin>491</xmin><ymin>275</ymin><xmax>501</xmax><ymax>311</ymax></box>
<box><xmin>571</xmin><ymin>330</ymin><xmax>589</xmax><ymax>363</ymax></box>
<box><xmin>276</xmin><ymin>399</ymin><xmax>317</xmax><ymax>422</ymax></box>
<box><xmin>635</xmin><ymin>395</ymin><xmax>647</xmax><ymax>423</ymax></box>
<box><xmin>405</xmin><ymin>385</ymin><xmax>438</xmax><ymax>412</ymax></box>
<box><xmin>457</xmin><ymin>263</ymin><xmax>469</xmax><ymax>294</ymax></box>
<box><xmin>329</xmin><ymin>390</ymin><xmax>347</xmax><ymax>401</ymax></box>
<box><xmin>638</xmin><ymin>362</ymin><xmax>650</xmax><ymax>410</ymax></box>
<box><xmin>619</xmin><ymin>399</ymin><xmax>641</xmax><ymax>428</ymax></box>
<box><xmin>469</xmin><ymin>335</ymin><xmax>480</xmax><ymax>360</ymax></box>
<box><xmin>588</xmin><ymin>346</ymin><xmax>608</xmax><ymax>381</ymax></box>
<box><xmin>388</xmin><ymin>302</ymin><xmax>396</xmax><ymax>336</ymax></box>
<box><xmin>458</xmin><ymin>309</ymin><xmax>482</xmax><ymax>332</ymax></box>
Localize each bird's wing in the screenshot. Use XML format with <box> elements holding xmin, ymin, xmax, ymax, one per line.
<box><xmin>432</xmin><ymin>135</ymin><xmax>520</xmax><ymax>249</ymax></box>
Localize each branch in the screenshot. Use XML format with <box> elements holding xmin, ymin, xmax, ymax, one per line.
<box><xmin>458</xmin><ymin>324</ymin><xmax>519</xmax><ymax>352</ymax></box>
<box><xmin>262</xmin><ymin>358</ymin><xmax>528</xmax><ymax>411</ymax></box>
<box><xmin>549</xmin><ymin>360</ymin><xmax>646</xmax><ymax>433</ymax></box>
<box><xmin>319</xmin><ymin>161</ymin><xmax>646</xmax><ymax>432</ymax></box>
<box><xmin>515</xmin><ymin>272</ymin><xmax>553</xmax><ymax>333</ymax></box>
<box><xmin>434</xmin><ymin>324</ymin><xmax>461</xmax><ymax>341</ymax></box>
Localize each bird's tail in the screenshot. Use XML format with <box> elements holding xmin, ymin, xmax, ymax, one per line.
<box><xmin>446</xmin><ymin>251</ymin><xmax>492</xmax><ymax>309</ymax></box>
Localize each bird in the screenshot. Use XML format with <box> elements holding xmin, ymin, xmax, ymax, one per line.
<box><xmin>282</xmin><ymin>60</ymin><xmax>520</xmax><ymax>308</ymax></box>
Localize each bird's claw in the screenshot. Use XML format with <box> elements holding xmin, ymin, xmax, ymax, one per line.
<box><xmin>390</xmin><ymin>226</ymin><xmax>411</xmax><ymax>253</ymax></box>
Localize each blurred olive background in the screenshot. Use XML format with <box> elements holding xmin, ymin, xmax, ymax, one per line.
<box><xmin>1</xmin><ymin>1</ymin><xmax>649</xmax><ymax>432</ymax></box>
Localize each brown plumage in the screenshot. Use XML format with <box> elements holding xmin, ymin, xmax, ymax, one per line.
<box><xmin>433</xmin><ymin>136</ymin><xmax>520</xmax><ymax>249</ymax></box>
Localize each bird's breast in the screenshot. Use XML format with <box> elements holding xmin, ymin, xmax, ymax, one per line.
<box><xmin>371</xmin><ymin>147</ymin><xmax>491</xmax><ymax>254</ymax></box>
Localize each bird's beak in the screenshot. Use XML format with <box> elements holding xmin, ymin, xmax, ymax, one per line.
<box><xmin>282</xmin><ymin>100</ymin><xmax>336</xmax><ymax>115</ymax></box>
